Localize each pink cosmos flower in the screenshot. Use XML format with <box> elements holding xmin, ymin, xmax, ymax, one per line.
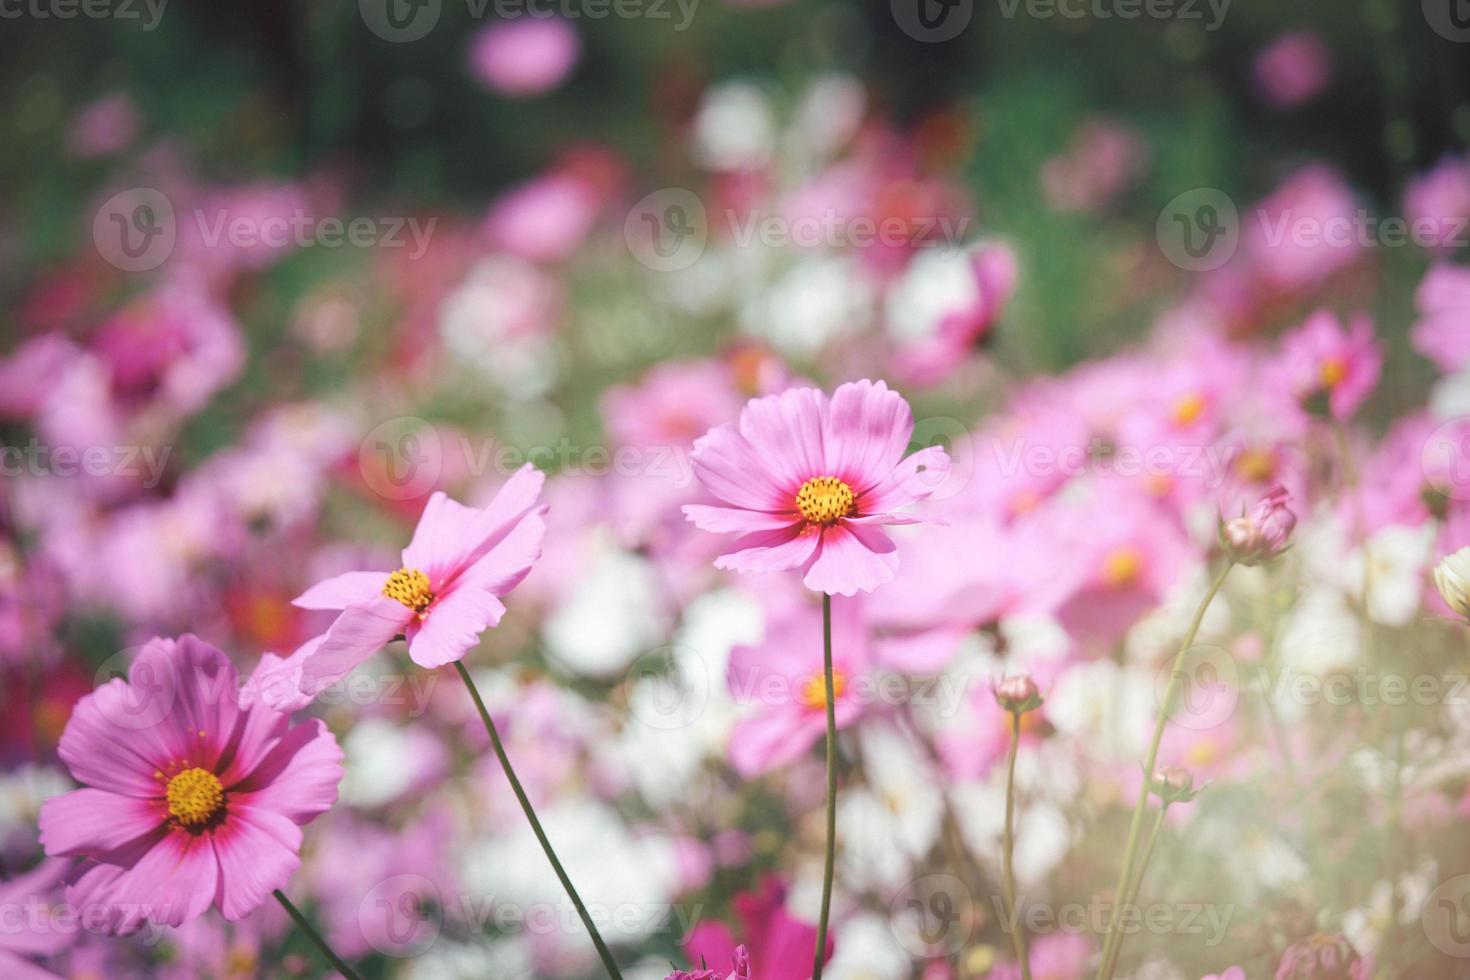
<box><xmin>1273</xmin><ymin>310</ymin><xmax>1382</xmax><ymax>421</ymax></box>
<box><xmin>1404</xmin><ymin>154</ymin><xmax>1470</xmax><ymax>252</ymax></box>
<box><xmin>1275</xmin><ymin>933</ymin><xmax>1368</xmax><ymax>980</ymax></box>
<box><xmin>1254</xmin><ymin>31</ymin><xmax>1332</xmax><ymax>110</ymax></box>
<box><xmin>1203</xmin><ymin>969</ymin><xmax>1247</xmax><ymax>980</ymax></box>
<box><xmin>1243</xmin><ymin>165</ymin><xmax>1363</xmax><ymax>294</ymax></box>
<box><xmin>665</xmin><ymin>945</ymin><xmax>751</xmax><ymax>980</ymax></box>
<box><xmin>991</xmin><ymin>932</ymin><xmax>1092</xmax><ymax>980</ymax></box>
<box><xmin>888</xmin><ymin>242</ymin><xmax>1018</xmax><ymax>385</ymax></box>
<box><xmin>685</xmin><ymin>877</ymin><xmax>830</xmax><ymax>980</ymax></box>
<box><xmin>1222</xmin><ymin>485</ymin><xmax>1297</xmax><ymax>565</ymax></box>
<box><xmin>683</xmin><ymin>379</ymin><xmax>950</xmax><ymax>595</ymax></box>
<box><xmin>38</xmin><ymin>636</ymin><xmax>344</xmax><ymax>934</ymax></box>
<box><xmin>0</xmin><ymin>859</ymin><xmax>75</xmax><ymax>978</ymax></box>
<box><xmin>726</xmin><ymin>589</ymin><xmax>873</xmax><ymax>776</ymax></box>
<box><xmin>1411</xmin><ymin>263</ymin><xmax>1470</xmax><ymax>374</ymax></box>
<box><xmin>286</xmin><ymin>464</ymin><xmax>548</xmax><ymax>694</ymax></box>
<box><xmin>468</xmin><ymin>18</ymin><xmax>581</xmax><ymax>97</ymax></box>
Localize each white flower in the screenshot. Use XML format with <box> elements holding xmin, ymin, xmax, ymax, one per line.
<box><xmin>1434</xmin><ymin>546</ymin><xmax>1470</xmax><ymax>621</ymax></box>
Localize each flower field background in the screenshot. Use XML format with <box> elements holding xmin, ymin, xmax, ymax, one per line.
<box><xmin>4</xmin><ymin>1</ymin><xmax>1470</xmax><ymax>978</ymax></box>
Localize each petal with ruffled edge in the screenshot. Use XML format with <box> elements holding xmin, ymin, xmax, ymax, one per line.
<box><xmin>292</xmin><ymin>571</ymin><xmax>391</xmax><ymax>611</ymax></box>
<box><xmin>56</xmin><ymin>680</ymin><xmax>176</xmax><ymax>798</ymax></box>
<box><xmin>297</xmin><ymin>598</ymin><xmax>413</xmax><ymax>693</ymax></box>
<box><xmin>736</xmin><ymin>387</ymin><xmax>827</xmax><ymax>491</ymax></box>
<box><xmin>229</xmin><ymin>718</ymin><xmax>343</xmax><ymax>825</ymax></box>
<box><xmin>405</xmin><ymin>587</ymin><xmax>507</xmax><ymax>669</ymax></box>
<box><xmin>683</xmin><ymin>505</ymin><xmax>797</xmax><ymax>535</ymax></box>
<box><xmin>39</xmin><ymin>789</ymin><xmax>163</xmax><ymax>858</ymax></box>
<box><xmin>212</xmin><ymin>806</ymin><xmax>303</xmax><ymax>921</ymax></box>
<box><xmin>690</xmin><ymin>424</ymin><xmax>793</xmax><ymax>512</ymax></box>
<box><xmin>713</xmin><ymin>526</ymin><xmax>822</xmax><ymax>576</ymax></box>
<box><xmin>67</xmin><ymin>828</ymin><xmax>216</xmax><ymax>935</ymax></box>
<box><xmin>401</xmin><ymin>464</ymin><xmax>546</xmax><ymax>586</ymax></box>
<box><xmin>801</xmin><ymin>524</ymin><xmax>898</xmax><ymax>596</ymax></box>
<box><xmin>858</xmin><ymin>445</ymin><xmax>951</xmax><ymax>514</ymax></box>
<box><xmin>453</xmin><ymin>506</ymin><xmax>547</xmax><ymax>597</ymax></box>
<box><xmin>822</xmin><ymin>379</ymin><xmax>913</xmax><ymax>490</ymax></box>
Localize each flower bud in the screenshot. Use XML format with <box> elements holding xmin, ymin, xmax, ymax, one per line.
<box><xmin>993</xmin><ymin>675</ymin><xmax>1043</xmax><ymax>714</ymax></box>
<box><xmin>1274</xmin><ymin>933</ymin><xmax>1366</xmax><ymax>980</ymax></box>
<box><xmin>1434</xmin><ymin>546</ymin><xmax>1470</xmax><ymax>623</ymax></box>
<box><xmin>1221</xmin><ymin>485</ymin><xmax>1296</xmax><ymax>565</ymax></box>
<box><xmin>1150</xmin><ymin>766</ymin><xmax>1198</xmax><ymax>804</ymax></box>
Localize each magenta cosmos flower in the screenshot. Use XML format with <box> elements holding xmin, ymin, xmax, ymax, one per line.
<box><xmin>289</xmin><ymin>463</ymin><xmax>548</xmax><ymax>693</ymax></box>
<box><xmin>38</xmin><ymin>636</ymin><xmax>343</xmax><ymax>934</ymax></box>
<box><xmin>683</xmin><ymin>380</ymin><xmax>950</xmax><ymax>595</ymax></box>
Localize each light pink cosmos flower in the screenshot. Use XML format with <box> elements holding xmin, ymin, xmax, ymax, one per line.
<box><xmin>287</xmin><ymin>464</ymin><xmax>548</xmax><ymax>694</ymax></box>
<box><xmin>683</xmin><ymin>379</ymin><xmax>951</xmax><ymax>595</ymax></box>
<box><xmin>1243</xmin><ymin>165</ymin><xmax>1363</xmax><ymax>294</ymax></box>
<box><xmin>1404</xmin><ymin>154</ymin><xmax>1470</xmax><ymax>252</ymax></box>
<box><xmin>1273</xmin><ymin>309</ymin><xmax>1382</xmax><ymax>421</ymax></box>
<box><xmin>38</xmin><ymin>636</ymin><xmax>344</xmax><ymax>934</ymax></box>
<box><xmin>726</xmin><ymin>590</ymin><xmax>872</xmax><ymax>777</ymax></box>
<box><xmin>1411</xmin><ymin>263</ymin><xmax>1470</xmax><ymax>374</ymax></box>
<box><xmin>685</xmin><ymin>877</ymin><xmax>829</xmax><ymax>980</ymax></box>
<box><xmin>468</xmin><ymin>18</ymin><xmax>581</xmax><ymax>97</ymax></box>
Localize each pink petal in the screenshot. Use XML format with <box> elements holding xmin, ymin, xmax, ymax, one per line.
<box><xmin>230</xmin><ymin>718</ymin><xmax>343</xmax><ymax>824</ymax></box>
<box><xmin>736</xmin><ymin>387</ymin><xmax>828</xmax><ymax>490</ymax></box>
<box><xmin>822</xmin><ymin>379</ymin><xmax>913</xmax><ymax>489</ymax></box>
<box><xmin>57</xmin><ymin>680</ymin><xmax>176</xmax><ymax>798</ymax></box>
<box><xmin>859</xmin><ymin>445</ymin><xmax>951</xmax><ymax>513</ymax></box>
<box><xmin>453</xmin><ymin>505</ymin><xmax>547</xmax><ymax>596</ymax></box>
<box><xmin>39</xmin><ymin>789</ymin><xmax>162</xmax><ymax>858</ymax></box>
<box><xmin>212</xmin><ymin>806</ymin><xmax>303</xmax><ymax>921</ymax></box>
<box><xmin>0</xmin><ymin>860</ymin><xmax>77</xmax><ymax>959</ymax></box>
<box><xmin>68</xmin><ymin>827</ymin><xmax>216</xmax><ymax>934</ymax></box>
<box><xmin>714</xmin><ymin>526</ymin><xmax>822</xmax><ymax>576</ymax></box>
<box><xmin>0</xmin><ymin>951</ymin><xmax>67</xmax><ymax>980</ymax></box>
<box><xmin>298</xmin><ymin>598</ymin><xmax>413</xmax><ymax>692</ymax></box>
<box><xmin>801</xmin><ymin>524</ymin><xmax>898</xmax><ymax>596</ymax></box>
<box><xmin>406</xmin><ymin>587</ymin><xmax>507</xmax><ymax>669</ymax></box>
<box><xmin>728</xmin><ymin>708</ymin><xmax>825</xmax><ymax>777</ymax></box>
<box><xmin>292</xmin><ymin>570</ymin><xmax>390</xmax><ymax>611</ymax></box>
<box><xmin>691</xmin><ymin>424</ymin><xmax>794</xmax><ymax>511</ymax></box>
<box><xmin>683</xmin><ymin>504</ymin><xmax>796</xmax><ymax>534</ymax></box>
<box><xmin>143</xmin><ymin>635</ymin><xmax>243</xmax><ymax>770</ymax></box>
<box><xmin>401</xmin><ymin>465</ymin><xmax>546</xmax><ymax>585</ymax></box>
<box><xmin>244</xmin><ymin>636</ymin><xmax>322</xmax><ymax>714</ymax></box>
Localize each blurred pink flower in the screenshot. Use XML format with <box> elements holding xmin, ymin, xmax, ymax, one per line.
<box><xmin>665</xmin><ymin>944</ymin><xmax>751</xmax><ymax>980</ymax></box>
<box><xmin>991</xmin><ymin>932</ymin><xmax>1092</xmax><ymax>980</ymax></box>
<box><xmin>1041</xmin><ymin>118</ymin><xmax>1150</xmax><ymax>213</ymax></box>
<box><xmin>602</xmin><ymin>359</ymin><xmax>744</xmax><ymax>451</ymax></box>
<box><xmin>67</xmin><ymin>93</ymin><xmax>139</xmax><ymax>158</ymax></box>
<box><xmin>888</xmin><ymin>242</ymin><xmax>1017</xmax><ymax>385</ymax></box>
<box><xmin>287</xmin><ymin>464</ymin><xmax>548</xmax><ymax>693</ymax></box>
<box><xmin>1275</xmin><ymin>933</ymin><xmax>1368</xmax><ymax>979</ymax></box>
<box><xmin>468</xmin><ymin>18</ymin><xmax>581</xmax><ymax>97</ymax></box>
<box><xmin>684</xmin><ymin>877</ymin><xmax>830</xmax><ymax>980</ymax></box>
<box><xmin>1243</xmin><ymin>165</ymin><xmax>1363</xmax><ymax>294</ymax></box>
<box><xmin>1403</xmin><ymin>154</ymin><xmax>1470</xmax><ymax>252</ymax></box>
<box><xmin>1254</xmin><ymin>30</ymin><xmax>1331</xmax><ymax>110</ymax></box>
<box><xmin>38</xmin><ymin>636</ymin><xmax>343</xmax><ymax>933</ymax></box>
<box><xmin>726</xmin><ymin>589</ymin><xmax>872</xmax><ymax>776</ymax></box>
<box><xmin>483</xmin><ymin>170</ymin><xmax>603</xmax><ymax>263</ymax></box>
<box><xmin>683</xmin><ymin>379</ymin><xmax>950</xmax><ymax>595</ymax></box>
<box><xmin>1411</xmin><ymin>262</ymin><xmax>1470</xmax><ymax>374</ymax></box>
<box><xmin>1203</xmin><ymin>967</ymin><xmax>1247</xmax><ymax>980</ymax></box>
<box><xmin>1273</xmin><ymin>309</ymin><xmax>1382</xmax><ymax>420</ymax></box>
<box><xmin>0</xmin><ymin>858</ymin><xmax>74</xmax><ymax>977</ymax></box>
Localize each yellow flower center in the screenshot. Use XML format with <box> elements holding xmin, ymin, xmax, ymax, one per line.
<box><xmin>1171</xmin><ymin>392</ymin><xmax>1206</xmax><ymax>427</ymax></box>
<box><xmin>795</xmin><ymin>476</ymin><xmax>856</xmax><ymax>525</ymax></box>
<box><xmin>1318</xmin><ymin>356</ymin><xmax>1347</xmax><ymax>389</ymax></box>
<box><xmin>799</xmin><ymin>670</ymin><xmax>848</xmax><ymax>710</ymax></box>
<box><xmin>1101</xmin><ymin>547</ymin><xmax>1143</xmax><ymax>588</ymax></box>
<box><xmin>1187</xmin><ymin>738</ymin><xmax>1220</xmax><ymax>768</ymax></box>
<box><xmin>166</xmin><ymin>767</ymin><xmax>224</xmax><ymax>827</ymax></box>
<box><xmin>1234</xmin><ymin>447</ymin><xmax>1276</xmax><ymax>483</ymax></box>
<box><xmin>383</xmin><ymin>567</ymin><xmax>434</xmax><ymax>614</ymax></box>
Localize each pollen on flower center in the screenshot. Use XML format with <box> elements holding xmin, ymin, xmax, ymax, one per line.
<box><xmin>383</xmin><ymin>567</ymin><xmax>434</xmax><ymax>614</ymax></box>
<box><xmin>799</xmin><ymin>671</ymin><xmax>848</xmax><ymax>710</ymax></box>
<box><xmin>166</xmin><ymin>767</ymin><xmax>223</xmax><ymax>826</ymax></box>
<box><xmin>1101</xmin><ymin>547</ymin><xmax>1143</xmax><ymax>589</ymax></box>
<box><xmin>1318</xmin><ymin>356</ymin><xmax>1347</xmax><ymax>388</ymax></box>
<box><xmin>1171</xmin><ymin>392</ymin><xmax>1206</xmax><ymax>427</ymax></box>
<box><xmin>795</xmin><ymin>476</ymin><xmax>856</xmax><ymax>525</ymax></box>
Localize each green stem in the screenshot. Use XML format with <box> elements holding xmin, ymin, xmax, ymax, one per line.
<box><xmin>812</xmin><ymin>593</ymin><xmax>837</xmax><ymax>980</ymax></box>
<box><xmin>1096</xmin><ymin>562</ymin><xmax>1232</xmax><ymax>980</ymax></box>
<box><xmin>1114</xmin><ymin>805</ymin><xmax>1169</xmax><ymax>960</ymax></box>
<box><xmin>1003</xmin><ymin>710</ymin><xmax>1032</xmax><ymax>980</ymax></box>
<box><xmin>274</xmin><ymin>890</ymin><xmax>362</xmax><ymax>980</ymax></box>
<box><xmin>454</xmin><ymin>662</ymin><xmax>624</xmax><ymax>980</ymax></box>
